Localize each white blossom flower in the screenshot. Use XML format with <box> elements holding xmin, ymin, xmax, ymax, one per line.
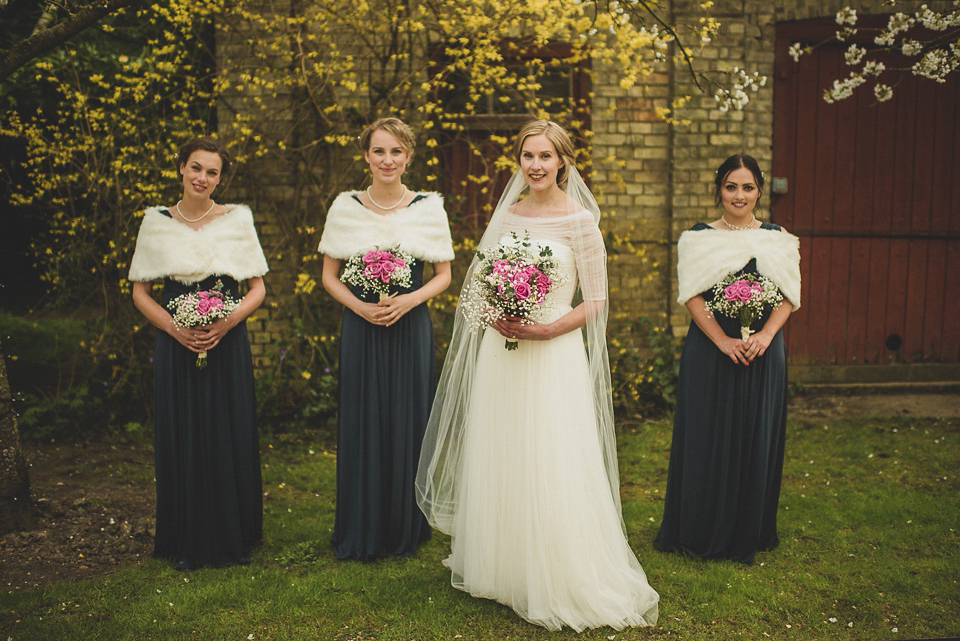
<box><xmin>874</xmin><ymin>32</ymin><xmax>895</xmax><ymax>46</ymax></box>
<box><xmin>789</xmin><ymin>42</ymin><xmax>804</xmax><ymax>62</ymax></box>
<box><xmin>916</xmin><ymin>5</ymin><xmax>955</xmax><ymax>30</ymax></box>
<box><xmin>845</xmin><ymin>44</ymin><xmax>866</xmax><ymax>65</ymax></box>
<box><xmin>912</xmin><ymin>49</ymin><xmax>959</xmax><ymax>83</ymax></box>
<box><xmin>887</xmin><ymin>12</ymin><xmax>915</xmax><ymax>36</ymax></box>
<box><xmin>823</xmin><ymin>73</ymin><xmax>867</xmax><ymax>103</ymax></box>
<box><xmin>901</xmin><ymin>40</ymin><xmax>923</xmax><ymax>56</ymax></box>
<box><xmin>836</xmin><ymin>7</ymin><xmax>858</xmax><ymax>25</ymax></box>
<box><xmin>863</xmin><ymin>60</ymin><xmax>886</xmax><ymax>76</ymax></box>
<box><xmin>835</xmin><ymin>26</ymin><xmax>858</xmax><ymax>41</ymax></box>
<box><xmin>713</xmin><ymin>68</ymin><xmax>767</xmax><ymax>111</ymax></box>
<box><xmin>874</xmin><ymin>83</ymin><xmax>894</xmax><ymax>101</ymax></box>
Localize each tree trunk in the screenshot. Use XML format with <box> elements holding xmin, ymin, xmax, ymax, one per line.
<box><xmin>0</xmin><ymin>336</ymin><xmax>34</xmax><ymax>535</ymax></box>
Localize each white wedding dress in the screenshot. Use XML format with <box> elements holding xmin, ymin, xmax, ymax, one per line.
<box><xmin>443</xmin><ymin>224</ymin><xmax>659</xmax><ymax>631</ymax></box>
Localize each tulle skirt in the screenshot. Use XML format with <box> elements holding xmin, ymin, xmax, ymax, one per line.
<box><xmin>445</xmin><ymin>327</ymin><xmax>659</xmax><ymax>631</ymax></box>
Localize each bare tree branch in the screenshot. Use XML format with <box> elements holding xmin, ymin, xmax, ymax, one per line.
<box><xmin>0</xmin><ymin>0</ymin><xmax>137</xmax><ymax>83</ymax></box>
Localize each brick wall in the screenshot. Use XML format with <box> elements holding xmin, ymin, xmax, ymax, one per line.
<box><xmin>218</xmin><ymin>0</ymin><xmax>896</xmax><ymax>359</ymax></box>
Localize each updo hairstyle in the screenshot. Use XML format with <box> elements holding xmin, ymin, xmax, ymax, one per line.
<box><xmin>359</xmin><ymin>117</ymin><xmax>416</xmax><ymax>157</ymax></box>
<box><xmin>177</xmin><ymin>137</ymin><xmax>232</xmax><ymax>177</ymax></box>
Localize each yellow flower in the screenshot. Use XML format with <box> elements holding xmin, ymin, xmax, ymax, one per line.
<box><xmin>301</xmin><ymin>371</ymin><xmax>312</xmax><ymax>380</ymax></box>
<box><xmin>294</xmin><ymin>273</ymin><xmax>317</xmax><ymax>295</ymax></box>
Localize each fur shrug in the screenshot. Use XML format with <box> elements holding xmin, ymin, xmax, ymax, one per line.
<box><xmin>677</xmin><ymin>227</ymin><xmax>801</xmax><ymax>309</ymax></box>
<box><xmin>317</xmin><ymin>191</ymin><xmax>455</xmax><ymax>262</ymax></box>
<box><xmin>128</xmin><ymin>205</ymin><xmax>269</xmax><ymax>284</ymax></box>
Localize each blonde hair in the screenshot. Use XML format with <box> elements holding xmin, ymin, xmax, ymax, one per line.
<box><xmin>512</xmin><ymin>120</ymin><xmax>575</xmax><ymax>189</ymax></box>
<box><xmin>359</xmin><ymin>117</ymin><xmax>416</xmax><ymax>157</ymax></box>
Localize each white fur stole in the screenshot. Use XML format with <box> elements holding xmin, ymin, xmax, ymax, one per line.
<box><xmin>317</xmin><ymin>192</ymin><xmax>455</xmax><ymax>262</ymax></box>
<box><xmin>128</xmin><ymin>205</ymin><xmax>269</xmax><ymax>284</ymax></box>
<box><xmin>677</xmin><ymin>227</ymin><xmax>801</xmax><ymax>309</ymax></box>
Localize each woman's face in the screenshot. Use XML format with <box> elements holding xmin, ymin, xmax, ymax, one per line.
<box><xmin>720</xmin><ymin>167</ymin><xmax>761</xmax><ymax>218</ymax></box>
<box><xmin>364</xmin><ymin>129</ymin><xmax>410</xmax><ymax>185</ymax></box>
<box><xmin>518</xmin><ymin>134</ymin><xmax>564</xmax><ymax>193</ymax></box>
<box><xmin>179</xmin><ymin>150</ymin><xmax>223</xmax><ymax>199</ymax></box>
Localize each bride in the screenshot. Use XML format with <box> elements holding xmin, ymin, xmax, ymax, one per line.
<box><xmin>416</xmin><ymin>120</ymin><xmax>659</xmax><ymax>631</ymax></box>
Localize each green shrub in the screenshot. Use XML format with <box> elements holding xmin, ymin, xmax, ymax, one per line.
<box><xmin>0</xmin><ymin>311</ymin><xmax>153</xmax><ymax>441</ymax></box>
<box><xmin>609</xmin><ymin>316</ymin><xmax>680</xmax><ymax>418</ymax></box>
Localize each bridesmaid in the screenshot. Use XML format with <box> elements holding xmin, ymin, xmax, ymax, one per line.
<box><xmin>129</xmin><ymin>137</ymin><xmax>268</xmax><ymax>570</ymax></box>
<box><xmin>654</xmin><ymin>154</ymin><xmax>801</xmax><ymax>564</ymax></box>
<box><xmin>318</xmin><ymin>117</ymin><xmax>454</xmax><ymax>561</ymax></box>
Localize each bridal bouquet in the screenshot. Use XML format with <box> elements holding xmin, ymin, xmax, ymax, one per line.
<box><xmin>167</xmin><ymin>280</ymin><xmax>240</xmax><ymax>368</ymax></box>
<box><xmin>463</xmin><ymin>231</ymin><xmax>567</xmax><ymax>350</ymax></box>
<box><xmin>705</xmin><ymin>272</ymin><xmax>784</xmax><ymax>340</ymax></box>
<box><xmin>340</xmin><ymin>247</ymin><xmax>414</xmax><ymax>301</ymax></box>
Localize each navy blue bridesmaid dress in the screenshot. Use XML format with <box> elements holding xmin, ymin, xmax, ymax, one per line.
<box><xmin>655</xmin><ymin>222</ymin><xmax>787</xmax><ymax>565</ymax></box>
<box><xmin>331</xmin><ymin>225</ymin><xmax>434</xmax><ymax>561</ymax></box>
<box><xmin>151</xmin><ymin>213</ymin><xmax>262</xmax><ymax>571</ymax></box>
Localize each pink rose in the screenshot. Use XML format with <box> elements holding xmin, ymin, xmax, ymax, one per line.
<box><xmin>738</xmin><ymin>281</ymin><xmax>757</xmax><ymax>301</ymax></box>
<box><xmin>196</xmin><ymin>297</ymin><xmax>212</xmax><ymax>315</ymax></box>
<box><xmin>724</xmin><ymin>279</ymin><xmax>755</xmax><ymax>302</ymax></box>
<box><xmin>363</xmin><ymin>250</ymin><xmax>383</xmax><ymax>264</ymax></box>
<box><xmin>209</xmin><ymin>297</ymin><xmax>224</xmax><ymax>312</ymax></box>
<box><xmin>514</xmin><ymin>282</ymin><xmax>532</xmax><ymax>300</ymax></box>
<box><xmin>364</xmin><ymin>264</ymin><xmax>384</xmax><ymax>281</ymax></box>
<box><xmin>394</xmin><ymin>257</ymin><xmax>406</xmax><ymax>268</ymax></box>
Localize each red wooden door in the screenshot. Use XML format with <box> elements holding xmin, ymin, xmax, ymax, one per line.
<box><xmin>773</xmin><ymin>17</ymin><xmax>960</xmax><ymax>365</ymax></box>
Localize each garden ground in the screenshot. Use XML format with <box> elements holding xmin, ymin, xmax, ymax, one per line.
<box><xmin>3</xmin><ymin>391</ymin><xmax>958</xmax><ymax>592</ymax></box>
<box><xmin>1</xmin><ymin>391</ymin><xmax>958</xmax><ymax>641</ymax></box>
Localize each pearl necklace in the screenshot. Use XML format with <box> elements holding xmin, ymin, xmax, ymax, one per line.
<box><xmin>366</xmin><ymin>185</ymin><xmax>407</xmax><ymax>211</ymax></box>
<box><xmin>721</xmin><ymin>214</ymin><xmax>756</xmax><ymax>230</ymax></box>
<box><xmin>176</xmin><ymin>200</ymin><xmax>216</xmax><ymax>223</ymax></box>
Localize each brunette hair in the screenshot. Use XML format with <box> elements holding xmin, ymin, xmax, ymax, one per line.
<box><xmin>714</xmin><ymin>154</ymin><xmax>764</xmax><ymax>206</ymax></box>
<box><xmin>512</xmin><ymin>120</ymin><xmax>575</xmax><ymax>189</ymax></box>
<box><xmin>177</xmin><ymin>137</ymin><xmax>232</xmax><ymax>177</ymax></box>
<box><xmin>359</xmin><ymin>117</ymin><xmax>416</xmax><ymax>156</ymax></box>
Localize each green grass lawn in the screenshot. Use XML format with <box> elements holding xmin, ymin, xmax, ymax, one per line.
<box><xmin>2</xmin><ymin>413</ymin><xmax>958</xmax><ymax>640</ymax></box>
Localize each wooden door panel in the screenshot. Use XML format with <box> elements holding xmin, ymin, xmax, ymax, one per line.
<box><xmin>863</xmin><ymin>238</ymin><xmax>892</xmax><ymax>363</ymax></box>
<box><xmin>774</xmin><ymin>17</ymin><xmax>960</xmax><ymax>364</ymax></box>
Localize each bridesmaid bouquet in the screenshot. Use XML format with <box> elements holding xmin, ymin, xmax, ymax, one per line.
<box><xmin>340</xmin><ymin>247</ymin><xmax>414</xmax><ymax>301</ymax></box>
<box><xmin>166</xmin><ymin>280</ymin><xmax>240</xmax><ymax>368</ymax></box>
<box><xmin>705</xmin><ymin>272</ymin><xmax>784</xmax><ymax>341</ymax></box>
<box><xmin>463</xmin><ymin>231</ymin><xmax>567</xmax><ymax>350</ymax></box>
